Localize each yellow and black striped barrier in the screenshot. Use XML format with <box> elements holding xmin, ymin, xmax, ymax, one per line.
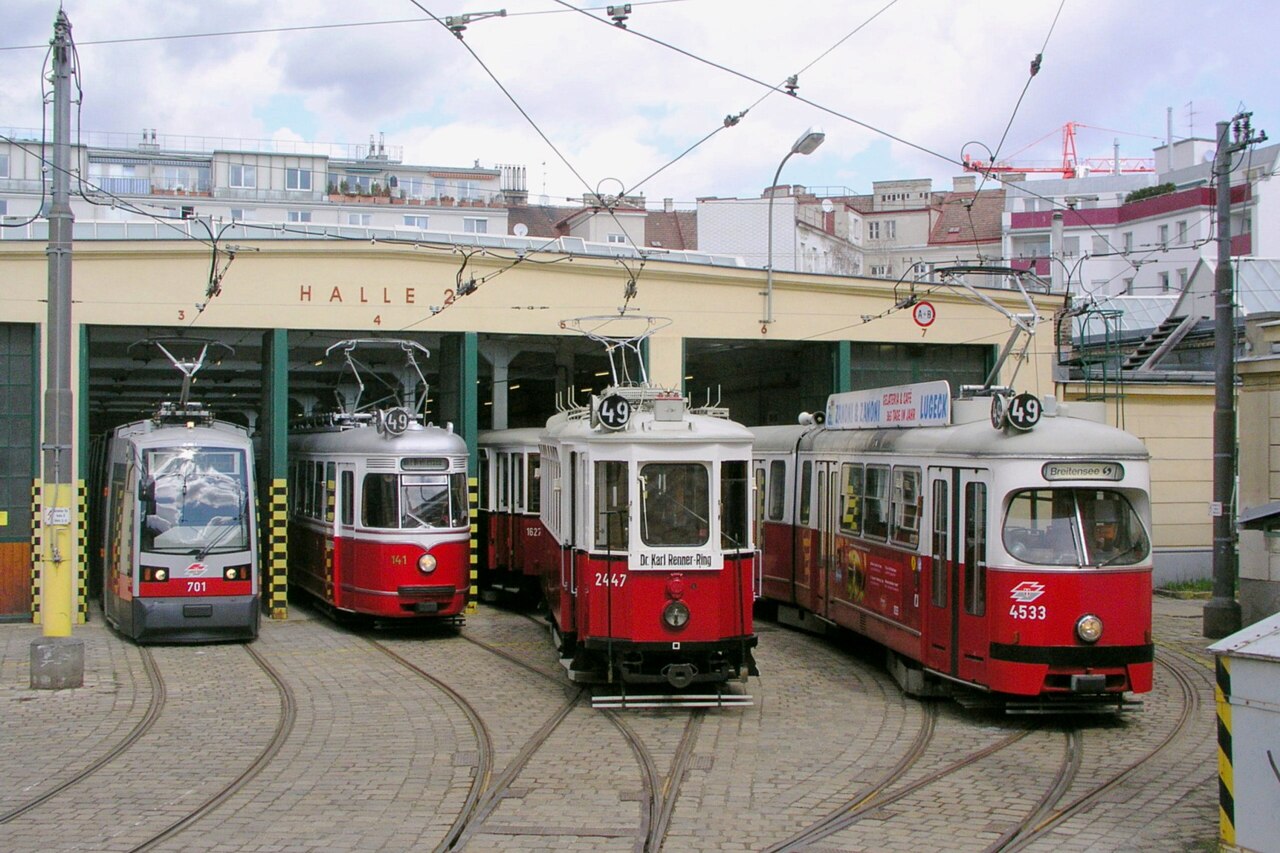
<box><xmin>467</xmin><ymin>476</ymin><xmax>478</xmax><ymax>615</ymax></box>
<box><xmin>76</xmin><ymin>480</ymin><xmax>87</xmax><ymax>624</ymax></box>
<box><xmin>268</xmin><ymin>479</ymin><xmax>288</xmax><ymax>619</ymax></box>
<box><xmin>1216</xmin><ymin>655</ymin><xmax>1235</xmax><ymax>849</ymax></box>
<box><xmin>29</xmin><ymin>480</ymin><xmax>41</xmax><ymax>624</ymax></box>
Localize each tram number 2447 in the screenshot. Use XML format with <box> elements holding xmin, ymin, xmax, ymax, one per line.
<box><xmin>1010</xmin><ymin>603</ymin><xmax>1047</xmax><ymax>620</ymax></box>
<box><xmin>594</xmin><ymin>572</ymin><xmax>628</xmax><ymax>588</ymax></box>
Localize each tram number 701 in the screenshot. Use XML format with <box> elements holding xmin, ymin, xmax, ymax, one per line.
<box><xmin>187</xmin><ymin>580</ymin><xmax>208</xmax><ymax>593</ymax></box>
<box><xmin>1009</xmin><ymin>604</ymin><xmax>1047</xmax><ymax>620</ymax></box>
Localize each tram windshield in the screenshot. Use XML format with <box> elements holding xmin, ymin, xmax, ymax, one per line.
<box><xmin>639</xmin><ymin>462</ymin><xmax>710</xmax><ymax>547</ymax></box>
<box><xmin>1003</xmin><ymin>488</ymin><xmax>1149</xmax><ymax>567</ymax></box>
<box><xmin>140</xmin><ymin>446</ymin><xmax>250</xmax><ymax>555</ymax></box>
<box><xmin>362</xmin><ymin>472</ymin><xmax>468</xmax><ymax>530</ymax></box>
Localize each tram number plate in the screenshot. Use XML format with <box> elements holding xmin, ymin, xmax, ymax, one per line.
<box><xmin>594</xmin><ymin>572</ymin><xmax>627</xmax><ymax>587</ymax></box>
<box><xmin>1005</xmin><ymin>393</ymin><xmax>1041</xmax><ymax>431</ymax></box>
<box><xmin>1009</xmin><ymin>604</ymin><xmax>1047</xmax><ymax>620</ymax></box>
<box><xmin>187</xmin><ymin>580</ymin><xmax>208</xmax><ymax>593</ymax></box>
<box><xmin>597</xmin><ymin>394</ymin><xmax>631</xmax><ymax>430</ymax></box>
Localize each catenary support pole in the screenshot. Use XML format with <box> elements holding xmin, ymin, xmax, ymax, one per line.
<box><xmin>31</xmin><ymin>9</ymin><xmax>84</xmax><ymax>689</ymax></box>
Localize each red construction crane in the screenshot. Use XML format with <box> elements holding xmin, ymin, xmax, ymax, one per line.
<box><xmin>963</xmin><ymin>122</ymin><xmax>1156</xmax><ymax>179</ymax></box>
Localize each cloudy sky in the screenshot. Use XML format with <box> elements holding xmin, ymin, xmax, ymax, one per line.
<box><xmin>3</xmin><ymin>1</ymin><xmax>1277</xmax><ymax>207</ymax></box>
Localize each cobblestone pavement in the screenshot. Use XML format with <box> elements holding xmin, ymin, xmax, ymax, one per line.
<box><xmin>0</xmin><ymin>595</ymin><xmax>1220</xmax><ymax>852</ymax></box>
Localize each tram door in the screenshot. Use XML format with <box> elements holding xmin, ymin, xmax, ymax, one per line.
<box><xmin>811</xmin><ymin>460</ymin><xmax>840</xmax><ymax>620</ymax></box>
<box><xmin>925</xmin><ymin>467</ymin><xmax>990</xmax><ymax>684</ymax></box>
<box><xmin>333</xmin><ymin>463</ymin><xmax>357</xmax><ymax>603</ymax></box>
<box><xmin>495</xmin><ymin>452</ymin><xmax>512</xmax><ymax>571</ymax></box>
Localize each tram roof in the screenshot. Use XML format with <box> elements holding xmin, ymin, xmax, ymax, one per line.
<box><xmin>751</xmin><ymin>411</ymin><xmax>1148</xmax><ymax>461</ymax></box>
<box><xmin>291</xmin><ymin>421</ymin><xmax>467</xmax><ymax>455</ymax></box>
<box><xmin>545</xmin><ymin>410</ymin><xmax>754</xmax><ymax>444</ymax></box>
<box><xmin>477</xmin><ymin>427</ymin><xmax>545</xmax><ymax>450</ymax></box>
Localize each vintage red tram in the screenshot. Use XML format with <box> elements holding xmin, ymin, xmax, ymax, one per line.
<box><xmin>752</xmin><ymin>381</ymin><xmax>1153</xmax><ymax>710</ymax></box>
<box><xmin>287</xmin><ymin>339</ymin><xmax>471</xmax><ymax>622</ymax></box>
<box><xmin>476</xmin><ymin>428</ymin><xmax>545</xmax><ymax>600</ymax></box>
<box><xmin>530</xmin><ymin>384</ymin><xmax>760</xmax><ymax>692</ymax></box>
<box><xmin>288</xmin><ymin>411</ymin><xmax>471</xmax><ymax>620</ymax></box>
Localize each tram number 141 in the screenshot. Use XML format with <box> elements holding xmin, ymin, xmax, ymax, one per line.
<box><xmin>1009</xmin><ymin>603</ymin><xmax>1047</xmax><ymax>620</ymax></box>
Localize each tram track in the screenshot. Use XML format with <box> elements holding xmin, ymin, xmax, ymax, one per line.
<box><xmin>0</xmin><ymin>645</ymin><xmax>166</xmax><ymax>825</ymax></box>
<box><xmin>994</xmin><ymin>647</ymin><xmax>1205</xmax><ymax>851</ymax></box>
<box><xmin>129</xmin><ymin>643</ymin><xmax>296</xmax><ymax>852</ymax></box>
<box><xmin>387</xmin><ymin>610</ymin><xmax>716</xmax><ymax>851</ymax></box>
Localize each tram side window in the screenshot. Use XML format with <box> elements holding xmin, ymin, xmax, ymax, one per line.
<box><xmin>526</xmin><ymin>454</ymin><xmax>541</xmax><ymax>513</ymax></box>
<box><xmin>930</xmin><ymin>479</ymin><xmax>948</xmax><ymax>608</ymax></box>
<box><xmin>513</xmin><ymin>454</ymin><xmax>525</xmax><ymax>513</ymax></box>
<box><xmin>721</xmin><ymin>460</ymin><xmax>750</xmax><ymax>550</ymax></box>
<box><xmin>964</xmin><ymin>483</ymin><xmax>987</xmax><ymax>616</ymax></box>
<box><xmin>297</xmin><ymin>462</ymin><xmax>311</xmax><ymax>517</ymax></box>
<box><xmin>754</xmin><ymin>467</ymin><xmax>767</xmax><ymax>547</ymax></box>
<box><xmin>799</xmin><ymin>461</ymin><xmax>813</xmax><ymax>526</ymax></box>
<box><xmin>839</xmin><ymin>463</ymin><xmax>863</xmax><ymax>535</ymax></box>
<box><xmin>863</xmin><ymin>465</ymin><xmax>891</xmax><ymax>540</ymax></box>
<box><xmin>450</xmin><ymin>473</ymin><xmax>468</xmax><ymax>528</ymax></box>
<box><xmin>497</xmin><ymin>453</ymin><xmax>509</xmax><ymax>511</ymax></box>
<box><xmin>325</xmin><ymin>462</ymin><xmax>336</xmax><ymax>522</ymax></box>
<box><xmin>477</xmin><ymin>450</ymin><xmax>490</xmax><ymax>510</ymax></box>
<box><xmin>362</xmin><ymin>474</ymin><xmax>398</xmax><ymax>528</ymax></box>
<box><xmin>312</xmin><ymin>461</ymin><xmax>324</xmax><ymax>520</ymax></box>
<box><xmin>767</xmin><ymin>460</ymin><xmax>786</xmax><ymax>522</ymax></box>
<box><xmin>340</xmin><ymin>471</ymin><xmax>354</xmax><ymax>525</ymax></box>
<box><xmin>595</xmin><ymin>460</ymin><xmax>629</xmax><ymax>551</ymax></box>
<box><xmin>892</xmin><ymin>467</ymin><xmax>921</xmax><ymax>549</ymax></box>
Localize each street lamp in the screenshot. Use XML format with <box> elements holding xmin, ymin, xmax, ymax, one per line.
<box><xmin>762</xmin><ymin>127</ymin><xmax>825</xmax><ymax>331</ymax></box>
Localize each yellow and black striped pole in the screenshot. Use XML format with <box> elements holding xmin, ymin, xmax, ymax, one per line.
<box><xmin>1216</xmin><ymin>655</ymin><xmax>1235</xmax><ymax>848</ymax></box>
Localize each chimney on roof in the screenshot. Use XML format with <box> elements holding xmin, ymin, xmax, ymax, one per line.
<box><xmin>952</xmin><ymin>175</ymin><xmax>977</xmax><ymax>193</ymax></box>
<box><xmin>663</xmin><ymin>197</ymin><xmax>673</xmax><ymax>213</ymax></box>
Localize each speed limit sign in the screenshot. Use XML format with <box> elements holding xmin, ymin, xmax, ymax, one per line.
<box><xmin>912</xmin><ymin>300</ymin><xmax>936</xmax><ymax>328</ymax></box>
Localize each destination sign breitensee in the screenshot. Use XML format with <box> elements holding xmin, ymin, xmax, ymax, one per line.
<box><xmin>825</xmin><ymin>380</ymin><xmax>952</xmax><ymax>429</ymax></box>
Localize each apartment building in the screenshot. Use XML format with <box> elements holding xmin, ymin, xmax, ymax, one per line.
<box><xmin>0</xmin><ymin>128</ymin><xmax>516</xmax><ymax>236</ymax></box>
<box><xmin>1002</xmin><ymin>137</ymin><xmax>1279</xmax><ymax>296</ymax></box>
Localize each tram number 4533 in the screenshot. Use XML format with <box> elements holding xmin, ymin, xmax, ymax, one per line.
<box><xmin>1010</xmin><ymin>604</ymin><xmax>1047</xmax><ymax>620</ymax></box>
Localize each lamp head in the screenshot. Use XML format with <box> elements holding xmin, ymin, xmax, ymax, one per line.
<box><xmin>792</xmin><ymin>127</ymin><xmax>826</xmax><ymax>156</ymax></box>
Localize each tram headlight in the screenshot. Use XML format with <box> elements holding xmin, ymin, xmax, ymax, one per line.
<box><xmin>154</xmin><ymin>568</ymin><xmax>167</xmax><ymax>582</ymax></box>
<box><xmin>417</xmin><ymin>554</ymin><xmax>437</xmax><ymax>574</ymax></box>
<box><xmin>1076</xmin><ymin>613</ymin><xmax>1103</xmax><ymax>644</ymax></box>
<box><xmin>662</xmin><ymin>601</ymin><xmax>691</xmax><ymax>631</ymax></box>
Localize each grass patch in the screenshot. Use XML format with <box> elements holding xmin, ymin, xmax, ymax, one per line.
<box><xmin>1160</xmin><ymin>577</ymin><xmax>1213</xmax><ymax>593</ymax></box>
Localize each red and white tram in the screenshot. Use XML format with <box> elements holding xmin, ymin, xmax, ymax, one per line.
<box><xmin>476</xmin><ymin>428</ymin><xmax>545</xmax><ymax>599</ymax></box>
<box><xmin>288</xmin><ymin>409</ymin><xmax>471</xmax><ymax>620</ymax></box>
<box><xmin>753</xmin><ymin>381</ymin><xmax>1153</xmax><ymax>710</ymax></box>
<box><xmin>531</xmin><ymin>385</ymin><xmax>759</xmax><ymax>690</ymax></box>
<box><xmin>286</xmin><ymin>336</ymin><xmax>472</xmax><ymax>622</ymax></box>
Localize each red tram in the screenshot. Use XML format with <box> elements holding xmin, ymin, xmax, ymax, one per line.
<box><xmin>287</xmin><ymin>339</ymin><xmax>471</xmax><ymax>622</ymax></box>
<box><xmin>534</xmin><ymin>385</ymin><xmax>759</xmax><ymax>692</ymax></box>
<box><xmin>752</xmin><ymin>381</ymin><xmax>1153</xmax><ymax>711</ymax></box>
<box><xmin>288</xmin><ymin>410</ymin><xmax>471</xmax><ymax>620</ymax></box>
<box><xmin>476</xmin><ymin>428</ymin><xmax>545</xmax><ymax>600</ymax></box>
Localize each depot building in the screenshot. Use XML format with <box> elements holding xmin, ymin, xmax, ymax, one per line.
<box><xmin>0</xmin><ymin>233</ymin><xmax>1211</xmax><ymax>623</ymax></box>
